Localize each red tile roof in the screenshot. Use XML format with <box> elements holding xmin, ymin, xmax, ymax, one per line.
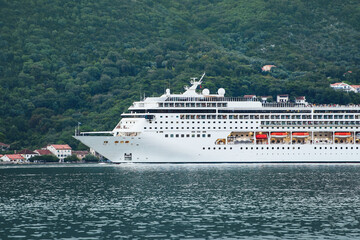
<box><xmin>34</xmin><ymin>149</ymin><xmax>53</xmax><ymax>155</ymax></box>
<box><xmin>73</xmin><ymin>151</ymin><xmax>89</xmax><ymax>155</ymax></box>
<box><xmin>18</xmin><ymin>149</ymin><xmax>36</xmax><ymax>154</ymax></box>
<box><xmin>50</xmin><ymin>144</ymin><xmax>72</xmax><ymax>150</ymax></box>
<box><xmin>5</xmin><ymin>154</ymin><xmax>25</xmax><ymax>160</ymax></box>
<box><xmin>0</xmin><ymin>142</ymin><xmax>10</xmax><ymax>147</ymax></box>
<box><xmin>331</xmin><ymin>82</ymin><xmax>348</xmax><ymax>87</ymax></box>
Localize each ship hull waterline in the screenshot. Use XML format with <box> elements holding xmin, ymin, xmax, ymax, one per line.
<box><xmin>74</xmin><ymin>135</ymin><xmax>360</xmax><ymax>163</ymax></box>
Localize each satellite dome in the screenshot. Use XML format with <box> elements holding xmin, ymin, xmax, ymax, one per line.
<box><xmin>202</xmin><ymin>88</ymin><xmax>210</xmax><ymax>95</ymax></box>
<box><xmin>166</xmin><ymin>89</ymin><xmax>171</xmax><ymax>95</ymax></box>
<box><xmin>218</xmin><ymin>88</ymin><xmax>225</xmax><ymax>96</ymax></box>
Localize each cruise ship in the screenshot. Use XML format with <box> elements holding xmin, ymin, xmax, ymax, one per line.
<box><xmin>74</xmin><ymin>74</ymin><xmax>360</xmax><ymax>163</ymax></box>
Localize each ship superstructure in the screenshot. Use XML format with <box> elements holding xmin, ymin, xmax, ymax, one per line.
<box><xmin>74</xmin><ymin>74</ymin><xmax>360</xmax><ymax>163</ymax></box>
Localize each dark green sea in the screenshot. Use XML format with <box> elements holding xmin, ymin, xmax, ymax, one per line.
<box><xmin>1</xmin><ymin>164</ymin><xmax>360</xmax><ymax>239</ymax></box>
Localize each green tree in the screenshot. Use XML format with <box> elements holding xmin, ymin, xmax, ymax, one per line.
<box><xmin>64</xmin><ymin>155</ymin><xmax>80</xmax><ymax>163</ymax></box>
<box><xmin>83</xmin><ymin>154</ymin><xmax>99</xmax><ymax>162</ymax></box>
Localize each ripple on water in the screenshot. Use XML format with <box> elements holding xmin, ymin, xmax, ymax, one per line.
<box><xmin>1</xmin><ymin>164</ymin><xmax>360</xmax><ymax>239</ymax></box>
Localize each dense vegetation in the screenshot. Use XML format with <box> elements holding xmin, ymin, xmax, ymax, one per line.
<box><xmin>1</xmin><ymin>0</ymin><xmax>360</xmax><ymax>150</ymax></box>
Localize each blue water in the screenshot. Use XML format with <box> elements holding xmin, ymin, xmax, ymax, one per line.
<box><xmin>1</xmin><ymin>164</ymin><xmax>360</xmax><ymax>239</ymax></box>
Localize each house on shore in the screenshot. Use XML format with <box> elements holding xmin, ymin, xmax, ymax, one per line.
<box><xmin>243</xmin><ymin>95</ymin><xmax>257</xmax><ymax>100</ymax></box>
<box><xmin>73</xmin><ymin>150</ymin><xmax>89</xmax><ymax>160</ymax></box>
<box><xmin>90</xmin><ymin>148</ymin><xmax>104</xmax><ymax>160</ymax></box>
<box><xmin>0</xmin><ymin>142</ymin><xmax>10</xmax><ymax>151</ymax></box>
<box><xmin>1</xmin><ymin>154</ymin><xmax>25</xmax><ymax>162</ymax></box>
<box><xmin>47</xmin><ymin>144</ymin><xmax>72</xmax><ymax>162</ymax></box>
<box><xmin>277</xmin><ymin>94</ymin><xmax>289</xmax><ymax>103</ymax></box>
<box><xmin>295</xmin><ymin>96</ymin><xmax>307</xmax><ymax>105</ymax></box>
<box><xmin>260</xmin><ymin>96</ymin><xmax>273</xmax><ymax>103</ymax></box>
<box><xmin>34</xmin><ymin>149</ymin><xmax>53</xmax><ymax>156</ymax></box>
<box><xmin>18</xmin><ymin>149</ymin><xmax>38</xmax><ymax>161</ymax></box>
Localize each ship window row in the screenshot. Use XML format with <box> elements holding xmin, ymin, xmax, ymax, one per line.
<box><xmin>315</xmin><ymin>110</ymin><xmax>360</xmax><ymax>113</ymax></box>
<box><xmin>165</xmin><ymin>134</ymin><xmax>211</xmax><ymax>138</ymax></box>
<box><xmin>314</xmin><ymin>146</ymin><xmax>358</xmax><ymax>150</ymax></box>
<box><xmin>121</xmin><ymin>114</ymin><xmax>359</xmax><ymax>121</ymax></box>
<box><xmin>147</xmin><ymin>126</ymin><xmax>262</xmax><ymax>130</ymax></box>
<box><xmin>263</xmin><ymin>126</ymin><xmax>358</xmax><ymax>130</ymax></box>
<box><xmin>176</xmin><ymin>114</ymin><xmax>358</xmax><ymax>120</ymax></box>
<box><xmin>202</xmin><ymin>146</ymin><xmax>360</xmax><ymax>150</ymax></box>
<box><xmin>150</xmin><ymin>120</ymin><xmax>258</xmax><ymax>124</ymax></box>
<box><xmin>261</xmin><ymin>121</ymin><xmax>360</xmax><ymax>126</ymax></box>
<box><xmin>125</xmin><ymin>111</ymin><xmax>360</xmax><ymax>119</ymax></box>
<box><xmin>145</xmin><ymin>125</ymin><xmax>359</xmax><ymax>131</ymax></box>
<box><xmin>159</xmin><ymin>102</ymin><xmax>227</xmax><ymax>108</ymax></box>
<box><xmin>219</xmin><ymin>110</ymin><xmax>311</xmax><ymax>114</ymax></box>
<box><xmin>241</xmin><ymin>147</ymin><xmax>301</xmax><ymax>150</ymax></box>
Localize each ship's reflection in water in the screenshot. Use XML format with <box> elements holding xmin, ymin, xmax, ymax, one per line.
<box><xmin>1</xmin><ymin>164</ymin><xmax>360</xmax><ymax>239</ymax></box>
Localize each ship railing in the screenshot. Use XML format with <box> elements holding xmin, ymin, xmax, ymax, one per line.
<box><xmin>77</xmin><ymin>131</ymin><xmax>113</xmax><ymax>136</ymax></box>
<box><xmin>262</xmin><ymin>103</ymin><xmax>307</xmax><ymax>108</ymax></box>
<box><xmin>165</xmin><ymin>97</ymin><xmax>260</xmax><ymax>102</ymax></box>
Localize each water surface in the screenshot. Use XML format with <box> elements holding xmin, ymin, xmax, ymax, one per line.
<box><xmin>1</xmin><ymin>164</ymin><xmax>360</xmax><ymax>239</ymax></box>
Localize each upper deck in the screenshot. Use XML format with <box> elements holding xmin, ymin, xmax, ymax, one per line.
<box><xmin>126</xmin><ymin>75</ymin><xmax>360</xmax><ymax>114</ymax></box>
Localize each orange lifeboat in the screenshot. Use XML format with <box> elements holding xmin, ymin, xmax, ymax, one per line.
<box><xmin>334</xmin><ymin>132</ymin><xmax>352</xmax><ymax>138</ymax></box>
<box><xmin>292</xmin><ymin>132</ymin><xmax>309</xmax><ymax>138</ymax></box>
<box><xmin>271</xmin><ymin>132</ymin><xmax>288</xmax><ymax>138</ymax></box>
<box><xmin>256</xmin><ymin>134</ymin><xmax>267</xmax><ymax>139</ymax></box>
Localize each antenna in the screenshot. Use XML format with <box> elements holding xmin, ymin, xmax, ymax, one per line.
<box><xmin>199</xmin><ymin>72</ymin><xmax>206</xmax><ymax>83</ymax></box>
<box><xmin>140</xmin><ymin>87</ymin><xmax>142</xmax><ymax>101</ymax></box>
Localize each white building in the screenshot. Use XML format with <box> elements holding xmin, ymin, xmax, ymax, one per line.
<box><xmin>261</xmin><ymin>96</ymin><xmax>272</xmax><ymax>103</ymax></box>
<box><xmin>243</xmin><ymin>95</ymin><xmax>257</xmax><ymax>100</ymax></box>
<box><xmin>330</xmin><ymin>82</ymin><xmax>356</xmax><ymax>93</ymax></box>
<box><xmin>350</xmin><ymin>85</ymin><xmax>360</xmax><ymax>93</ymax></box>
<box><xmin>18</xmin><ymin>149</ymin><xmax>38</xmax><ymax>160</ymax></box>
<box><xmin>277</xmin><ymin>94</ymin><xmax>289</xmax><ymax>103</ymax></box>
<box><xmin>295</xmin><ymin>96</ymin><xmax>307</xmax><ymax>105</ymax></box>
<box><xmin>47</xmin><ymin>144</ymin><xmax>72</xmax><ymax>162</ymax></box>
<box><xmin>1</xmin><ymin>154</ymin><xmax>25</xmax><ymax>162</ymax></box>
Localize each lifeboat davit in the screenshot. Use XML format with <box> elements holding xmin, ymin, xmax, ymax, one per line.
<box><xmin>256</xmin><ymin>134</ymin><xmax>267</xmax><ymax>139</ymax></box>
<box><xmin>334</xmin><ymin>132</ymin><xmax>352</xmax><ymax>138</ymax></box>
<box><xmin>271</xmin><ymin>132</ymin><xmax>288</xmax><ymax>138</ymax></box>
<box><xmin>292</xmin><ymin>132</ymin><xmax>309</xmax><ymax>138</ymax></box>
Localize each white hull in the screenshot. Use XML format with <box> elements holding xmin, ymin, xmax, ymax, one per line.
<box><xmin>74</xmin><ymin>135</ymin><xmax>360</xmax><ymax>163</ymax></box>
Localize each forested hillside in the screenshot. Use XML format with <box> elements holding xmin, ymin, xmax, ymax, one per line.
<box><xmin>1</xmin><ymin>0</ymin><xmax>360</xmax><ymax>149</ymax></box>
